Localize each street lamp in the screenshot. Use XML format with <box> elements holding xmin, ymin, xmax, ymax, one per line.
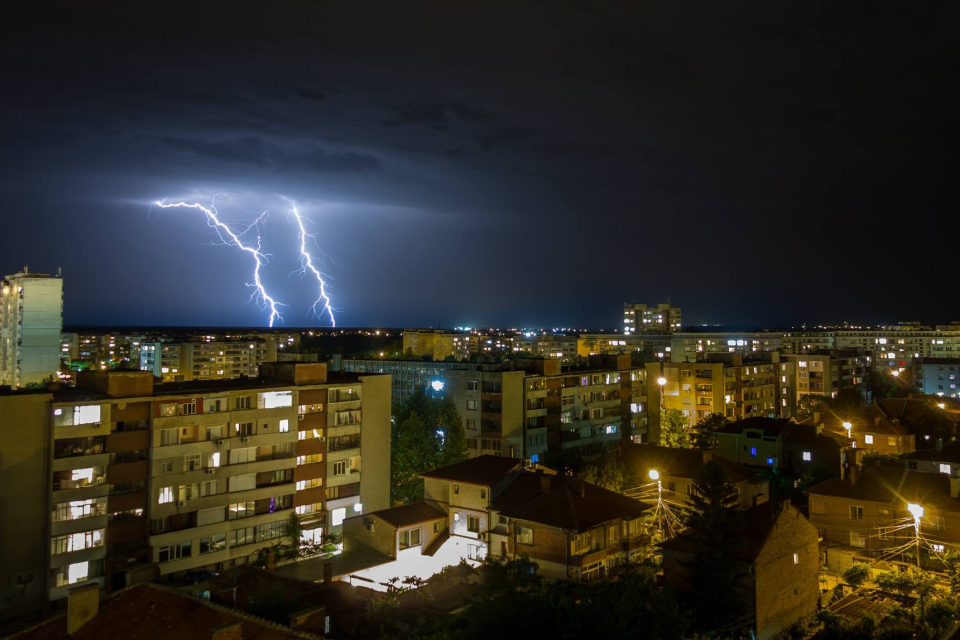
<box><xmin>842</xmin><ymin>421</ymin><xmax>852</xmax><ymax>436</ymax></box>
<box><xmin>907</xmin><ymin>502</ymin><xmax>924</xmax><ymax>568</ymax></box>
<box><xmin>657</xmin><ymin>376</ymin><xmax>667</xmax><ymax>387</ymax></box>
<box><xmin>649</xmin><ymin>469</ymin><xmax>662</xmax><ymax>535</ymax></box>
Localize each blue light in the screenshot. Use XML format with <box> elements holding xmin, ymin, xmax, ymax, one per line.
<box><xmin>750</xmin><ymin>447</ymin><xmax>757</xmax><ymax>457</ymax></box>
<box><xmin>430</xmin><ymin>380</ymin><xmax>445</xmax><ymax>391</ymax></box>
<box><xmin>767</xmin><ymin>458</ymin><xmax>774</xmax><ymax>465</ymax></box>
<box><xmin>531</xmin><ymin>454</ymin><xmax>539</xmax><ymax>464</ymax></box>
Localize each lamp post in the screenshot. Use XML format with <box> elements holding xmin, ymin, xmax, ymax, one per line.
<box><xmin>649</xmin><ymin>469</ymin><xmax>661</xmax><ymax>537</ymax></box>
<box><xmin>907</xmin><ymin>502</ymin><xmax>924</xmax><ymax>568</ymax></box>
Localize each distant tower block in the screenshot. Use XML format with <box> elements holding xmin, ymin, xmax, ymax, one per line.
<box><xmin>623</xmin><ymin>301</ymin><xmax>681</xmax><ymax>334</ymax></box>
<box><xmin>0</xmin><ymin>269</ymin><xmax>64</xmax><ymax>388</ymax></box>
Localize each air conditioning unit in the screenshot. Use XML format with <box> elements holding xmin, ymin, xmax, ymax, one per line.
<box><xmin>177</xmin><ymin>501</ymin><xmax>186</xmax><ymax>507</ymax></box>
<box><xmin>298</xmin><ymin>415</ymin><xmax>305</xmax><ymax>421</ymax></box>
<box><xmin>216</xmin><ymin>439</ymin><xmax>225</xmax><ymax>446</ymax></box>
<box><xmin>205</xmin><ymin>468</ymin><xmax>215</xmax><ymax>474</ymax></box>
<box><xmin>241</xmin><ymin>436</ymin><xmax>249</xmax><ymax>443</ymax></box>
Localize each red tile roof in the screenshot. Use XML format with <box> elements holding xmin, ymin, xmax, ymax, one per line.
<box><xmin>12</xmin><ymin>583</ymin><xmax>317</xmax><ymax>640</ymax></box>
<box><xmin>419</xmin><ymin>455</ymin><xmax>521</xmax><ymax>486</ymax></box>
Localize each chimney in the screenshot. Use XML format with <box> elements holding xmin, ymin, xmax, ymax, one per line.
<box><xmin>849</xmin><ymin>463</ymin><xmax>860</xmax><ymax>486</ymax></box>
<box><xmin>265</xmin><ymin>548</ymin><xmax>276</xmax><ymax>572</ymax></box>
<box><xmin>540</xmin><ymin>474</ymin><xmax>551</xmax><ymax>494</ymax></box>
<box><xmin>951</xmin><ymin>477</ymin><xmax>960</xmax><ymax>499</ymax></box>
<box><xmin>67</xmin><ymin>583</ymin><xmax>100</xmax><ymax>635</ymax></box>
<box><xmin>937</xmin><ymin>439</ymin><xmax>944</xmax><ymax>453</ymax></box>
<box><xmin>813</xmin><ymin>411</ymin><xmax>820</xmax><ymax>424</ymax></box>
<box><xmin>323</xmin><ymin>561</ymin><xmax>333</xmax><ymax>585</ymax></box>
<box><xmin>875</xmin><ymin>416</ymin><xmax>881</xmax><ymax>426</ymax></box>
<box><xmin>211</xmin><ymin>621</ymin><xmax>242</xmax><ymax>640</ymax></box>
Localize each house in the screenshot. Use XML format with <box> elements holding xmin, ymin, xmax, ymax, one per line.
<box><xmin>659</xmin><ymin>501</ymin><xmax>819</xmax><ymax>640</ymax></box>
<box><xmin>799</xmin><ymin>404</ymin><xmax>914</xmax><ymax>460</ymax></box>
<box><xmin>11</xmin><ymin>582</ymin><xmax>319</xmax><ymax>639</ymax></box>
<box><xmin>420</xmin><ymin>455</ymin><xmax>525</xmax><ymax>559</ymax></box>
<box><xmin>714</xmin><ymin>417</ymin><xmax>845</xmax><ymax>476</ymax></box>
<box><xmin>805</xmin><ymin>466</ymin><xmax>960</xmax><ymax>572</ymax></box>
<box><xmin>619</xmin><ymin>443</ymin><xmax>769</xmax><ymax>509</ymax></box>
<box><xmin>903</xmin><ymin>440</ymin><xmax>960</xmax><ymax>476</ymax></box>
<box><xmin>487</xmin><ymin>473</ymin><xmax>652</xmax><ymax>581</ymax></box>
<box><xmin>877</xmin><ymin>395</ymin><xmax>960</xmax><ymax>444</ymax></box>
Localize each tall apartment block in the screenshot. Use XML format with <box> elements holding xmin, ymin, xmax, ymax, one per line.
<box><xmin>0</xmin><ymin>270</ymin><xmax>63</xmax><ymax>388</ymax></box>
<box><xmin>655</xmin><ymin>353</ymin><xmax>795</xmax><ymax>426</ymax></box>
<box><xmin>912</xmin><ymin>358</ymin><xmax>960</xmax><ymax>398</ymax></box>
<box><xmin>0</xmin><ymin>363</ymin><xmax>389</xmax><ymax>617</ymax></box>
<box><xmin>343</xmin><ymin>355</ymin><xmax>658</xmax><ymax>462</ymax></box>
<box><xmin>623</xmin><ymin>301</ymin><xmax>681</xmax><ymax>334</ymax></box>
<box><xmin>139</xmin><ymin>339</ymin><xmax>278</xmax><ymax>382</ymax></box>
<box><xmin>782</xmin><ymin>351</ymin><xmax>867</xmax><ymax>402</ymax></box>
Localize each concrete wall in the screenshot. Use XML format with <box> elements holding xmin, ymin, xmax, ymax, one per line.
<box><xmin>357</xmin><ymin>374</ymin><xmax>391</xmax><ymax>514</ymax></box>
<box><xmin>753</xmin><ymin>505</ymin><xmax>820</xmax><ymax>640</ymax></box>
<box><xmin>0</xmin><ymin>392</ymin><xmax>53</xmax><ymax>622</ymax></box>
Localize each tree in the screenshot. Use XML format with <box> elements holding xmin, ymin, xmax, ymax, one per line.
<box><xmin>862</xmin><ymin>368</ymin><xmax>898</xmax><ymax>401</ymax></box>
<box><xmin>659</xmin><ymin>408</ymin><xmax>692</xmax><ymax>448</ymax></box>
<box><xmin>942</xmin><ymin>551</ymin><xmax>960</xmax><ymax>595</ymax></box>
<box><xmin>842</xmin><ymin>563</ymin><xmax>871</xmax><ymax>588</ymax></box>
<box><xmin>691</xmin><ymin>413</ymin><xmax>726</xmax><ymax>451</ymax></box>
<box><xmin>391</xmin><ymin>389</ymin><xmax>468</xmax><ymax>504</ymax></box>
<box><xmin>831</xmin><ymin>387</ymin><xmax>865</xmax><ymax>415</ymax></box>
<box><xmin>679</xmin><ymin>459</ymin><xmax>748</xmax><ymax>631</ymax></box>
<box><xmin>581</xmin><ymin>452</ymin><xmax>627</xmax><ymax>493</ymax></box>
<box><xmin>861</xmin><ymin>451</ymin><xmax>901</xmax><ymax>468</ymax></box>
<box><xmin>797</xmin><ymin>395</ymin><xmax>831</xmax><ymax>421</ymax></box>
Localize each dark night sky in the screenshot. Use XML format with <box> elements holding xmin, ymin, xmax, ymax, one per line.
<box><xmin>0</xmin><ymin>1</ymin><xmax>955</xmax><ymax>329</ymax></box>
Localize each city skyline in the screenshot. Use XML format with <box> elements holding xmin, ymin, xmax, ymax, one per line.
<box><xmin>2</xmin><ymin>1</ymin><xmax>956</xmax><ymax>329</ymax></box>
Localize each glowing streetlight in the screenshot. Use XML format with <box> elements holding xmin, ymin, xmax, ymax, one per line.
<box><xmin>649</xmin><ymin>469</ymin><xmax>663</xmax><ymax>535</ymax></box>
<box><xmin>657</xmin><ymin>376</ymin><xmax>668</xmax><ymax>387</ymax></box>
<box><xmin>648</xmin><ymin>469</ymin><xmax>660</xmax><ymax>481</ymax></box>
<box><xmin>907</xmin><ymin>503</ymin><xmax>924</xmax><ymax>568</ymax></box>
<box><xmin>842</xmin><ymin>421</ymin><xmax>852</xmax><ymax>434</ymax></box>
<box><xmin>891</xmin><ymin>369</ymin><xmax>899</xmax><ymax>377</ymax></box>
<box><xmin>938</xmin><ymin>403</ymin><xmax>946</xmax><ymax>410</ymax></box>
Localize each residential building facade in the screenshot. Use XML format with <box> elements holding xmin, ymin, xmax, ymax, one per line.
<box><xmin>0</xmin><ymin>270</ymin><xmax>63</xmax><ymax>388</ymax></box>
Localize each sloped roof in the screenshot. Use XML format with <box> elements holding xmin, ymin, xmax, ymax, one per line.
<box><xmin>658</xmin><ymin>500</ymin><xmax>794</xmax><ymax>562</ymax></box>
<box><xmin>902</xmin><ymin>441</ymin><xmax>960</xmax><ymax>464</ymax></box>
<box><xmin>209</xmin><ymin>565</ymin><xmax>372</xmax><ymax>616</ymax></box>
<box><xmin>879</xmin><ymin>397</ymin><xmax>960</xmax><ymax>425</ymax></box>
<box><xmin>368</xmin><ymin>502</ymin><xmax>446</xmax><ymax>528</ymax></box>
<box><xmin>12</xmin><ymin>582</ymin><xmax>317</xmax><ymax>640</ymax></box>
<box><xmin>783</xmin><ymin>422</ymin><xmax>847</xmax><ymax>449</ymax></box>
<box><xmin>419</xmin><ymin>455</ymin><xmax>521</xmax><ymax>486</ymax></box>
<box><xmin>799</xmin><ymin>405</ymin><xmax>908</xmax><ymax>438</ymax></box>
<box><xmin>805</xmin><ymin>467</ymin><xmax>960</xmax><ymax>512</ymax></box>
<box><xmin>494</xmin><ymin>474</ymin><xmax>652</xmax><ymax>532</ymax></box>
<box><xmin>715</xmin><ymin>417</ymin><xmax>793</xmax><ymax>437</ymax></box>
<box><xmin>619</xmin><ymin>444</ymin><xmax>756</xmax><ymax>484</ymax></box>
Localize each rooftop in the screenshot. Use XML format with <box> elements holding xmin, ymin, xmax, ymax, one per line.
<box><xmin>419</xmin><ymin>455</ymin><xmax>522</xmax><ymax>487</ymax></box>
<box><xmin>659</xmin><ymin>500</ymin><xmax>795</xmax><ymax>562</ymax></box>
<box><xmin>11</xmin><ymin>582</ymin><xmax>317</xmax><ymax>640</ymax></box>
<box><xmin>363</xmin><ymin>502</ymin><xmax>446</xmax><ymax>528</ymax></box>
<box><xmin>715</xmin><ymin>417</ymin><xmax>794</xmax><ymax>437</ymax></box>
<box><xmin>805</xmin><ymin>467</ymin><xmax>960</xmax><ymax>512</ymax></box>
<box><xmin>494</xmin><ymin>474</ymin><xmax>652</xmax><ymax>531</ymax></box>
<box><xmin>902</xmin><ymin>441</ymin><xmax>960</xmax><ymax>464</ymax></box>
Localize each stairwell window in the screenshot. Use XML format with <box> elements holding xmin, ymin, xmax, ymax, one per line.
<box><xmin>516</xmin><ymin>525</ymin><xmax>533</xmax><ymax>545</ymax></box>
<box><xmin>849</xmin><ymin>505</ymin><xmax>863</xmax><ymax>520</ymax></box>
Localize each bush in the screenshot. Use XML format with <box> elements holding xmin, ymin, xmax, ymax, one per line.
<box><xmin>842</xmin><ymin>563</ymin><xmax>871</xmax><ymax>588</ymax></box>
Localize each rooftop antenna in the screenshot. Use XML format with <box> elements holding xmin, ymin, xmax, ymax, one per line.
<box><xmin>57</xmin><ymin>267</ymin><xmax>62</xmax><ymax>277</ymax></box>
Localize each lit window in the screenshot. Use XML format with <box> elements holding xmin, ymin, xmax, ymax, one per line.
<box><xmin>793</xmin><ymin>553</ymin><xmax>798</xmax><ymax>564</ymax></box>
<box><xmin>864</xmin><ymin>434</ymin><xmax>874</xmax><ymax>444</ymax></box>
<box><xmin>940</xmin><ymin>464</ymin><xmax>951</xmax><ymax>474</ymax></box>
<box><xmin>278</xmin><ymin>419</ymin><xmax>289</xmax><ymax>433</ymax></box>
<box><xmin>750</xmin><ymin>447</ymin><xmax>757</xmax><ymax>457</ymax></box>
<box><xmin>802</xmin><ymin>452</ymin><xmax>811</xmax><ymax>461</ymax></box>
<box><xmin>158</xmin><ymin>487</ymin><xmax>174</xmax><ymax>504</ymax></box>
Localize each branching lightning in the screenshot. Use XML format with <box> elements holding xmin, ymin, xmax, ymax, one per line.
<box><xmin>288</xmin><ymin>202</ymin><xmax>336</xmax><ymax>327</ymax></box>
<box><xmin>155</xmin><ymin>200</ymin><xmax>285</xmax><ymax>327</ymax></box>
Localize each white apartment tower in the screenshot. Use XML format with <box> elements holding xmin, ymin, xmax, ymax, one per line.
<box><xmin>0</xmin><ymin>269</ymin><xmax>63</xmax><ymax>388</ymax></box>
<box><xmin>623</xmin><ymin>301</ymin><xmax>682</xmax><ymax>334</ymax></box>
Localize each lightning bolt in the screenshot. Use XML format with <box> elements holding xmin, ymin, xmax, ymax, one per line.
<box><xmin>288</xmin><ymin>202</ymin><xmax>336</xmax><ymax>327</ymax></box>
<box><xmin>155</xmin><ymin>199</ymin><xmax>285</xmax><ymax>327</ymax></box>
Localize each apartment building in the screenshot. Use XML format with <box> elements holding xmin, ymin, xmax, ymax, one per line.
<box><xmin>623</xmin><ymin>302</ymin><xmax>681</xmax><ymax>334</ymax></box>
<box><xmin>669</xmin><ymin>332</ymin><xmax>788</xmax><ymax>361</ymax></box>
<box><xmin>139</xmin><ymin>339</ymin><xmax>278</xmax><ymax>382</ymax></box>
<box><xmin>654</xmin><ymin>353</ymin><xmax>795</xmax><ymax>425</ymax></box>
<box><xmin>343</xmin><ymin>355</ymin><xmax>659</xmax><ymax>461</ymax></box>
<box><xmin>806</xmin><ymin>467</ymin><xmax>960</xmax><ymax>571</ymax></box>
<box><xmin>2</xmin><ymin>363</ymin><xmax>389</xmax><ymax>610</ymax></box>
<box><xmin>913</xmin><ymin>358</ymin><xmax>960</xmax><ymax>398</ymax></box>
<box><xmin>0</xmin><ymin>269</ymin><xmax>63</xmax><ymax>388</ymax></box>
<box><xmin>782</xmin><ymin>351</ymin><xmax>868</xmax><ymax>402</ymax></box>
